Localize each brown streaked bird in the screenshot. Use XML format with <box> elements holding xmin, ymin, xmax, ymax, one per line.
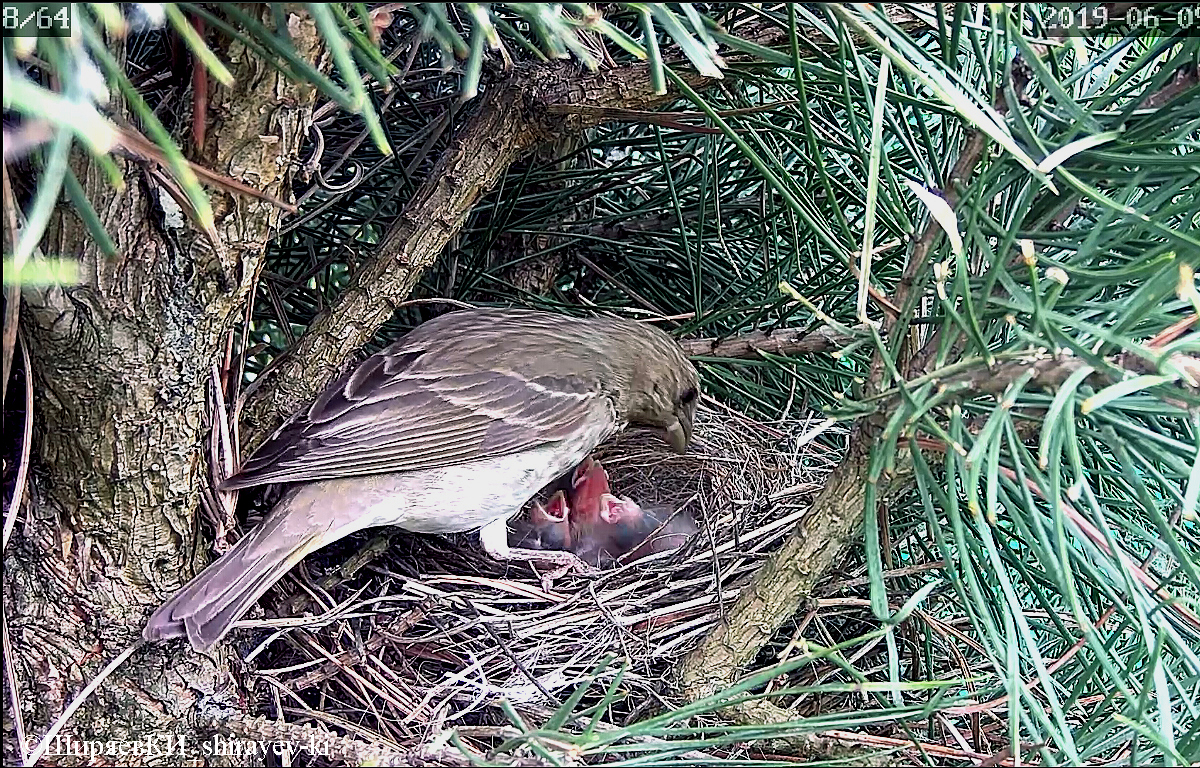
<box><xmin>144</xmin><ymin>308</ymin><xmax>699</xmax><ymax>651</ymax></box>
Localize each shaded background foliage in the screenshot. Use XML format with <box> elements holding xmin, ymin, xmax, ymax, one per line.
<box><xmin>255</xmin><ymin>5</ymin><xmax>870</xmax><ymax>417</ymax></box>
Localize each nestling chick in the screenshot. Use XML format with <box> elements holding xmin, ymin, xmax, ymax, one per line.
<box><xmin>519</xmin><ymin>490</ymin><xmax>572</xmax><ymax>551</ymax></box>
<box><xmin>513</xmin><ymin>456</ymin><xmax>697</xmax><ymax>567</ymax></box>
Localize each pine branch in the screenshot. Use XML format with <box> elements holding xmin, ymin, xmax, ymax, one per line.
<box><xmin>681</xmin><ymin>324</ymin><xmax>861</xmax><ymax>359</ymax></box>
<box><xmin>238</xmin><ymin>14</ymin><xmax>797</xmax><ymax>446</ymax></box>
<box><xmin>239</xmin><ymin>58</ymin><xmax>718</xmax><ymax>447</ymax></box>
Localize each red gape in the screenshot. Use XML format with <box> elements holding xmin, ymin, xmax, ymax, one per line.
<box><xmin>514</xmin><ymin>456</ymin><xmax>698</xmax><ymax>567</ymax></box>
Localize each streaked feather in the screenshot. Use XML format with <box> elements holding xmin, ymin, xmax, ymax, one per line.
<box><xmin>222</xmin><ymin>309</ymin><xmax>680</xmax><ymax>489</ymax></box>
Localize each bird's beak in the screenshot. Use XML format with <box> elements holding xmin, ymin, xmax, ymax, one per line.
<box><xmin>599</xmin><ymin>493</ymin><xmax>641</xmax><ymax>525</ymax></box>
<box><xmin>665</xmin><ymin>417</ymin><xmax>690</xmax><ymax>454</ymax></box>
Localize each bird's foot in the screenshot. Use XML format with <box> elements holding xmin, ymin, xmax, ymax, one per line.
<box><xmin>479</xmin><ymin>517</ymin><xmax>599</xmax><ymax>589</ymax></box>
<box><xmin>500</xmin><ymin>546</ymin><xmax>600</xmax><ymax>590</ymax></box>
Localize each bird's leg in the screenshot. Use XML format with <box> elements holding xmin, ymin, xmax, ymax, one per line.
<box><xmin>479</xmin><ymin>517</ymin><xmax>598</xmax><ymax>590</ymax></box>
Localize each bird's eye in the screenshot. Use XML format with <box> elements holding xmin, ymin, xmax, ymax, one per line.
<box><xmin>680</xmin><ymin>386</ymin><xmax>698</xmax><ymax>405</ymax></box>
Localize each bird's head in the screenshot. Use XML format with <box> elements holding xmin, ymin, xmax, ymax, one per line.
<box><xmin>605</xmin><ymin>319</ymin><xmax>699</xmax><ymax>454</ymax></box>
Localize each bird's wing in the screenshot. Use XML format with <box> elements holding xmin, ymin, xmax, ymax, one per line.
<box><xmin>223</xmin><ymin>345</ymin><xmax>614</xmax><ymax>489</ymax></box>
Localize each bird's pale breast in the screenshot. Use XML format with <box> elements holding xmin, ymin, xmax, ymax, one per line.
<box><xmin>283</xmin><ymin>428</ymin><xmax>611</xmax><ymax>546</ymax></box>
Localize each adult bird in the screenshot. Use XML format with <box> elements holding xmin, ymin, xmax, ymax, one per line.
<box><xmin>144</xmin><ymin>308</ymin><xmax>699</xmax><ymax>651</ymax></box>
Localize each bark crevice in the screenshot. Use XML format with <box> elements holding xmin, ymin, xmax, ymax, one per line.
<box><xmin>6</xmin><ymin>10</ymin><xmax>321</xmax><ymax>765</ymax></box>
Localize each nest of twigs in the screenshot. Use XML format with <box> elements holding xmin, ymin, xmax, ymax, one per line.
<box><xmin>239</xmin><ymin>405</ymin><xmax>843</xmax><ymax>760</ymax></box>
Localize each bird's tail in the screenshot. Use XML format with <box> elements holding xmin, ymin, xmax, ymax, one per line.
<box><xmin>143</xmin><ymin>486</ymin><xmax>336</xmax><ymax>652</ymax></box>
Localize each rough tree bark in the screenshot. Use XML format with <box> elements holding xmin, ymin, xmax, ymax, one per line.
<box><xmin>4</xmin><ymin>10</ymin><xmax>320</xmax><ymax>765</ymax></box>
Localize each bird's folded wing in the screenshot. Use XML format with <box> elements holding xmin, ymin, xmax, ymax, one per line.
<box><xmin>223</xmin><ymin>348</ymin><xmax>611</xmax><ymax>489</ymax></box>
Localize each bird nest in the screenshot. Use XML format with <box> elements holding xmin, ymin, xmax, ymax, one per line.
<box><xmin>242</xmin><ymin>406</ymin><xmax>843</xmax><ymax>757</ymax></box>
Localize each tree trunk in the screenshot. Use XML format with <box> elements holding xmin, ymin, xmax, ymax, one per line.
<box><xmin>5</xmin><ymin>12</ymin><xmax>320</xmax><ymax>765</ymax></box>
